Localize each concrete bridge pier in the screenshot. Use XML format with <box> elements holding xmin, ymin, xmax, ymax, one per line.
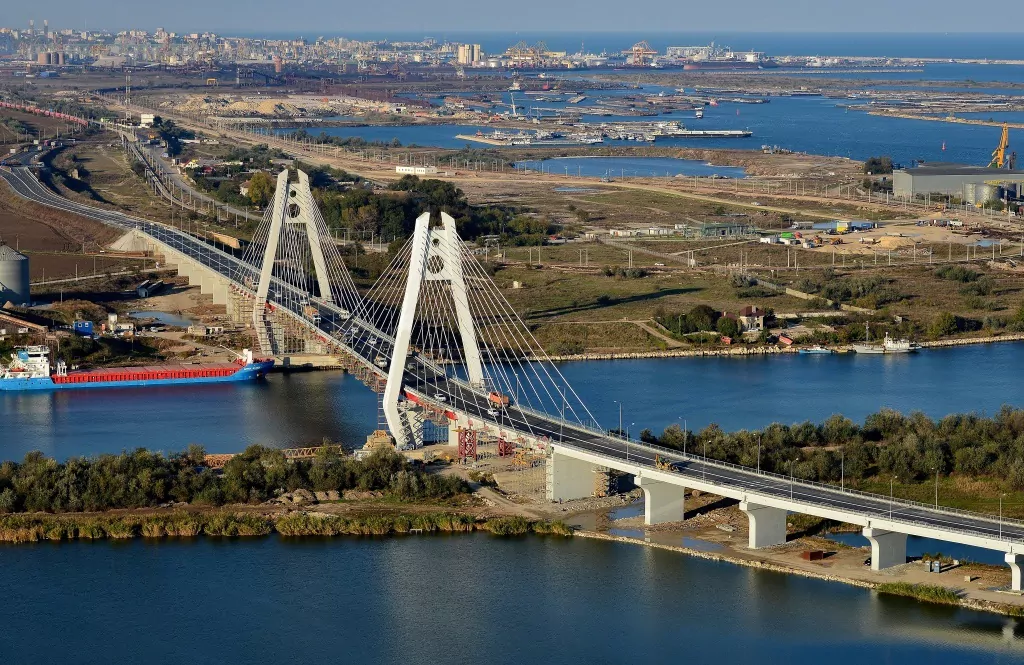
<box><xmin>200</xmin><ymin>274</ymin><xmax>229</xmax><ymax>305</ymax></box>
<box><xmin>863</xmin><ymin>527</ymin><xmax>907</xmax><ymax>571</ymax></box>
<box><xmin>546</xmin><ymin>451</ymin><xmax>595</xmax><ymax>502</ymax></box>
<box><xmin>739</xmin><ymin>500</ymin><xmax>788</xmax><ymax>548</ymax></box>
<box><xmin>1006</xmin><ymin>553</ymin><xmax>1024</xmax><ymax>592</ymax></box>
<box><xmin>636</xmin><ymin>476</ymin><xmax>686</xmax><ymax>525</ymax></box>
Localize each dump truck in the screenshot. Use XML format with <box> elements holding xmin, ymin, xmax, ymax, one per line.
<box><xmin>487</xmin><ymin>391</ymin><xmax>511</xmax><ymax>408</ymax></box>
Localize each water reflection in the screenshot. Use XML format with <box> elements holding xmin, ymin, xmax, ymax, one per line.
<box><xmin>0</xmin><ymin>533</ymin><xmax>1021</xmax><ymax>662</ymax></box>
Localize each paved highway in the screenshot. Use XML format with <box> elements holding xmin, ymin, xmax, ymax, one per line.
<box><xmin>4</xmin><ymin>164</ymin><xmax>1023</xmax><ymax>551</ymax></box>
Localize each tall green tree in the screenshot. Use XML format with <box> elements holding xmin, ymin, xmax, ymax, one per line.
<box><xmin>247</xmin><ymin>171</ymin><xmax>274</xmax><ymax>208</ymax></box>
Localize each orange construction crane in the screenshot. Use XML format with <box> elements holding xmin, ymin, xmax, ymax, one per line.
<box><xmin>989</xmin><ymin>123</ymin><xmax>1010</xmax><ymax>168</ymax></box>
<box><xmin>623</xmin><ymin>41</ymin><xmax>658</xmax><ymax>67</ymax></box>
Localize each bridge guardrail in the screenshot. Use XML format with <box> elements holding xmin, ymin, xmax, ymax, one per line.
<box><xmin>544</xmin><ymin>422</ymin><xmax>1024</xmax><ymax>543</ymax></box>
<box><xmin>8</xmin><ymin>164</ymin><xmax>1023</xmax><ymax>546</ymax></box>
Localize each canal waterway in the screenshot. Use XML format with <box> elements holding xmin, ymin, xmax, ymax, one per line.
<box><xmin>5</xmin><ymin>342</ymin><xmax>1024</xmax><ymax>461</ymax></box>
<box><xmin>0</xmin><ymin>534</ymin><xmax>1021</xmax><ymax>663</ymax></box>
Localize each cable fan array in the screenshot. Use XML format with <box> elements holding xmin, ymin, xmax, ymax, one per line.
<box><xmin>234</xmin><ymin>170</ymin><xmax>362</xmax><ymax>317</ymax></box>
<box><xmin>358</xmin><ymin>215</ymin><xmax>600</xmax><ymax>433</ymax></box>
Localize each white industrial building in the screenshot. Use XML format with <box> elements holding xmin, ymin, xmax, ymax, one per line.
<box><xmin>396</xmin><ymin>165</ymin><xmax>438</xmax><ymax>176</ymax></box>
<box><xmin>893</xmin><ymin>164</ymin><xmax>1024</xmax><ymax>204</ymax></box>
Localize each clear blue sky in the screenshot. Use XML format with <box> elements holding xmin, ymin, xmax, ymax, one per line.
<box><xmin>7</xmin><ymin>0</ymin><xmax>1023</xmax><ymax>35</ymax></box>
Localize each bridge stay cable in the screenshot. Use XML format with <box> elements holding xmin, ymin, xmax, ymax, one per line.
<box><xmin>361</xmin><ymin>211</ymin><xmax>599</xmax><ymax>449</ymax></box>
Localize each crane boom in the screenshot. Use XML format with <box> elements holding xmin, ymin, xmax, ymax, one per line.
<box><xmin>989</xmin><ymin>123</ymin><xmax>1010</xmax><ymax>169</ymax></box>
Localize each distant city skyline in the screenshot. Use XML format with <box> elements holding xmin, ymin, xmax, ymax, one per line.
<box><xmin>4</xmin><ymin>0</ymin><xmax>1024</xmax><ymax>35</ymax></box>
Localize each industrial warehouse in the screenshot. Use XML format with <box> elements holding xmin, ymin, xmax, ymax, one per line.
<box><xmin>893</xmin><ymin>122</ymin><xmax>1023</xmax><ymax>205</ymax></box>
<box><xmin>893</xmin><ymin>163</ymin><xmax>1024</xmax><ymax>204</ymax></box>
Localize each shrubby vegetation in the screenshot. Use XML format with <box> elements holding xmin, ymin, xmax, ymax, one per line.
<box><xmin>875</xmin><ymin>582</ymin><xmax>961</xmax><ymax>605</ymax></box>
<box><xmin>647</xmin><ymin>406</ymin><xmax>1024</xmax><ymax>489</ymax></box>
<box><xmin>602</xmin><ymin>266</ymin><xmax>648</xmax><ymax>279</ymax></box>
<box><xmin>315</xmin><ymin>175</ymin><xmax>551</xmax><ymax>246</ymax></box>
<box><xmin>863</xmin><ymin>156</ymin><xmax>894</xmax><ymax>175</ymax></box>
<box><xmin>283</xmin><ymin>128</ymin><xmax>401</xmax><ymax>149</ymax></box>
<box><xmin>0</xmin><ymin>447</ymin><xmax>466</xmax><ymax>514</ymax></box>
<box><xmin>0</xmin><ymin>511</ymin><xmax>573</xmax><ymax>543</ymax></box>
<box><xmin>655</xmin><ymin>304</ymin><xmax>723</xmax><ymax>336</ymax></box>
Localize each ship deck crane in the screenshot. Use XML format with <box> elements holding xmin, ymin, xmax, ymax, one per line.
<box><xmin>989</xmin><ymin>123</ymin><xmax>1010</xmax><ymax>169</ymax></box>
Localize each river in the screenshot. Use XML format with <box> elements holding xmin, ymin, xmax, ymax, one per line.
<box><xmin>0</xmin><ymin>534</ymin><xmax>1020</xmax><ymax>663</ymax></box>
<box><xmin>5</xmin><ymin>342</ymin><xmax>1023</xmax><ymax>461</ymax></box>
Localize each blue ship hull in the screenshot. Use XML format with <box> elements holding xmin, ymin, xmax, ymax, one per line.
<box><xmin>0</xmin><ymin>361</ymin><xmax>274</xmax><ymax>392</ymax></box>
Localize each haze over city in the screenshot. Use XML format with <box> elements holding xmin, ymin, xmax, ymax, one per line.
<box><xmin>5</xmin><ymin>0</ymin><xmax>1024</xmax><ymax>34</ymax></box>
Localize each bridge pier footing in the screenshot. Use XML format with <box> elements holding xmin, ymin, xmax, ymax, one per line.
<box><xmin>739</xmin><ymin>500</ymin><xmax>788</xmax><ymax>548</ymax></box>
<box><xmin>1006</xmin><ymin>554</ymin><xmax>1024</xmax><ymax>592</ymax></box>
<box><xmin>863</xmin><ymin>527</ymin><xmax>907</xmax><ymax>571</ymax></box>
<box><xmin>636</xmin><ymin>476</ymin><xmax>686</xmax><ymax>525</ymax></box>
<box><xmin>546</xmin><ymin>451</ymin><xmax>594</xmax><ymax>502</ymax></box>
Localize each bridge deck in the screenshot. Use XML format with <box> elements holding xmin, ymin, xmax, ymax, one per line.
<box><xmin>4</xmin><ymin>164</ymin><xmax>1023</xmax><ymax>557</ymax></box>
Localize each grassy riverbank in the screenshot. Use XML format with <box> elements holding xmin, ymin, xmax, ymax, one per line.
<box><xmin>0</xmin><ymin>510</ymin><xmax>572</xmax><ymax>544</ymax></box>
<box><xmin>876</xmin><ymin>582</ymin><xmax>964</xmax><ymax>606</ymax></box>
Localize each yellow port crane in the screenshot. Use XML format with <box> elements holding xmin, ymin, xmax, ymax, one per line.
<box><xmin>989</xmin><ymin>123</ymin><xmax>1010</xmax><ymax>168</ymax></box>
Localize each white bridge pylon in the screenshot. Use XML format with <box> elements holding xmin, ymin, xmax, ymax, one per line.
<box><xmin>239</xmin><ymin>169</ymin><xmax>361</xmax><ymax>354</ymax></box>
<box><xmin>364</xmin><ymin>211</ymin><xmax>599</xmax><ymax>449</ymax></box>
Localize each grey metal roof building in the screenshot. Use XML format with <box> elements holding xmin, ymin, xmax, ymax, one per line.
<box><xmin>893</xmin><ymin>163</ymin><xmax>1024</xmax><ymax>203</ymax></box>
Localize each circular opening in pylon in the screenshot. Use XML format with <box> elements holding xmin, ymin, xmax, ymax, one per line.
<box><xmin>288</xmin><ymin>203</ymin><xmax>301</xmax><ymax>218</ymax></box>
<box><xmin>431</xmin><ymin>237</ymin><xmax>441</xmax><ymax>247</ymax></box>
<box><xmin>289</xmin><ymin>189</ymin><xmax>297</xmax><ymax>198</ymax></box>
<box><xmin>427</xmin><ymin>255</ymin><xmax>445</xmax><ymax>274</ymax></box>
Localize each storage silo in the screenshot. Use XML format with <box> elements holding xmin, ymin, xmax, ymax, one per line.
<box><xmin>0</xmin><ymin>244</ymin><xmax>31</xmax><ymax>305</ymax></box>
<box><xmin>977</xmin><ymin>183</ymin><xmax>1001</xmax><ymax>205</ymax></box>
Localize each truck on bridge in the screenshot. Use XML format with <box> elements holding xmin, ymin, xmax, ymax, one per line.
<box><xmin>488</xmin><ymin>391</ymin><xmax>511</xmax><ymax>408</ymax></box>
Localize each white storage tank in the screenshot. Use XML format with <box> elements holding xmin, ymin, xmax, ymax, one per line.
<box><xmin>0</xmin><ymin>244</ymin><xmax>30</xmax><ymax>305</ymax></box>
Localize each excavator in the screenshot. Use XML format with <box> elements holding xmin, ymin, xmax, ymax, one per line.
<box><xmin>989</xmin><ymin>123</ymin><xmax>1017</xmax><ymax>170</ymax></box>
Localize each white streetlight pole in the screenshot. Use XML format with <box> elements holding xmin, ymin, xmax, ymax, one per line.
<box><xmin>757</xmin><ymin>434</ymin><xmax>761</xmax><ymax>474</ymax></box>
<box><xmin>1000</xmin><ymin>494</ymin><xmax>1006</xmax><ymax>540</ymax></box>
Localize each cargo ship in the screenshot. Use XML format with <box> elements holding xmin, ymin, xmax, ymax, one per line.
<box><xmin>0</xmin><ymin>346</ymin><xmax>274</xmax><ymax>391</ymax></box>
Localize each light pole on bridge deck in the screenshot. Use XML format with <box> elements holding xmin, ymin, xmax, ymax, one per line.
<box><xmin>703</xmin><ymin>439</ymin><xmax>708</xmax><ymax>482</ymax></box>
<box><xmin>559</xmin><ymin>386</ymin><xmax>565</xmax><ymax>444</ymax></box>
<box><xmin>890</xmin><ymin>477</ymin><xmax>898</xmax><ymax>519</ymax></box>
<box><xmin>1000</xmin><ymin>493</ymin><xmax>1007</xmax><ymax>540</ymax></box>
<box><xmin>756</xmin><ymin>434</ymin><xmax>761</xmax><ymax>475</ymax></box>
<box><xmin>932</xmin><ymin>466</ymin><xmax>939</xmax><ymax>510</ymax></box>
<box><xmin>613</xmin><ymin>399</ymin><xmax>628</xmax><ymax>461</ymax></box>
<box><xmin>840</xmin><ymin>448</ymin><xmax>844</xmax><ymax>491</ymax></box>
<box><xmin>789</xmin><ymin>458</ymin><xmax>795</xmax><ymax>499</ymax></box>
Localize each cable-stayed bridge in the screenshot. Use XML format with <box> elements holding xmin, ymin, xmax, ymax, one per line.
<box><xmin>4</xmin><ymin>164</ymin><xmax>1024</xmax><ymax>590</ymax></box>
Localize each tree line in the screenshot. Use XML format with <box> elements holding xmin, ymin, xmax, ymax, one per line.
<box><xmin>316</xmin><ymin>175</ymin><xmax>553</xmax><ymax>245</ymax></box>
<box><xmin>643</xmin><ymin>406</ymin><xmax>1024</xmax><ymax>489</ymax></box>
<box><xmin>0</xmin><ymin>446</ymin><xmax>467</xmax><ymax>514</ymax></box>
